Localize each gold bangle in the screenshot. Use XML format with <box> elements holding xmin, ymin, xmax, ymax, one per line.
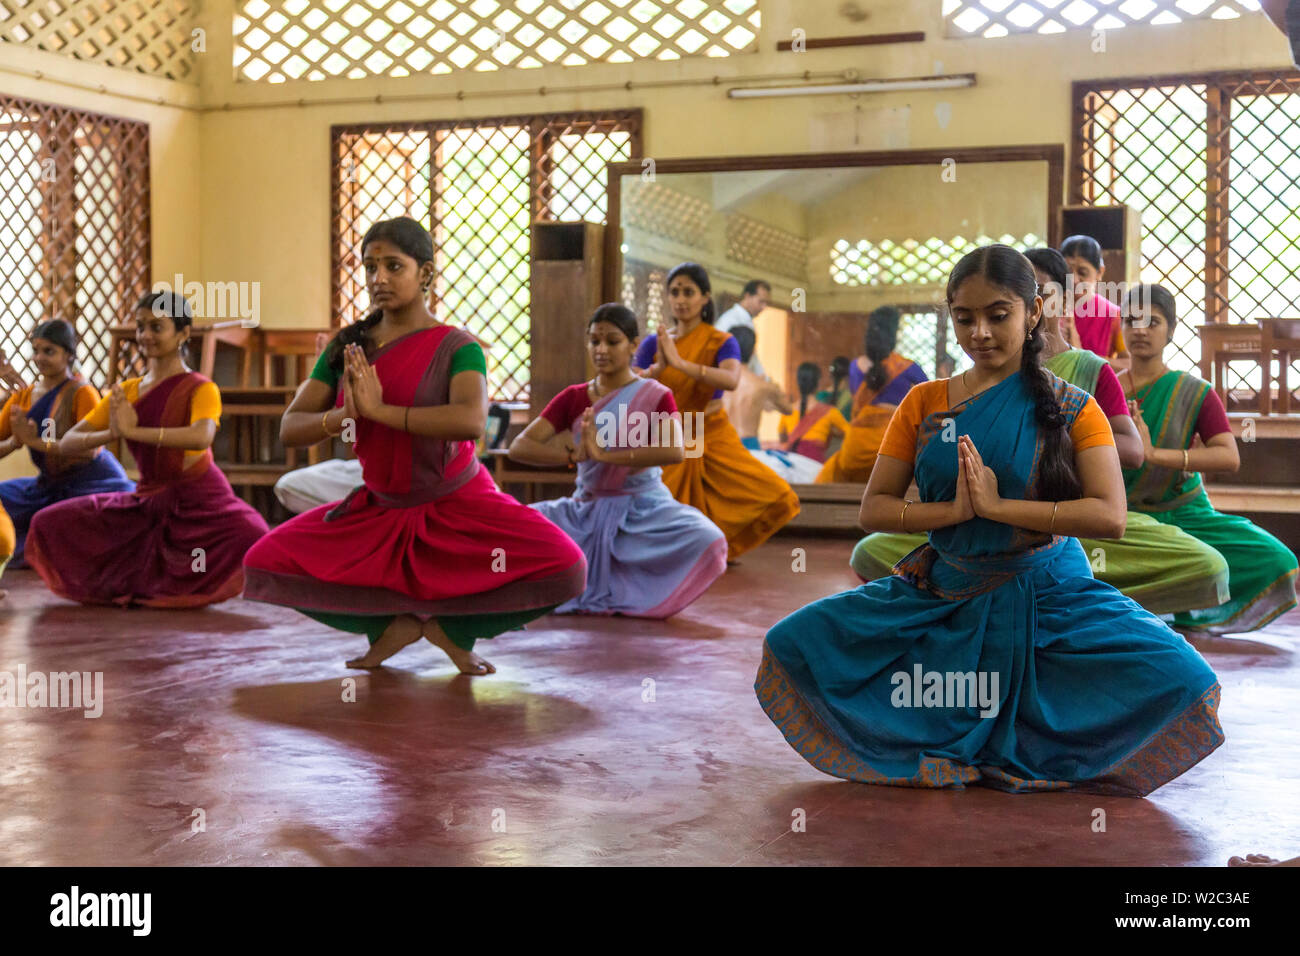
<box><xmin>900</xmin><ymin>498</ymin><xmax>913</xmax><ymax>533</ymax></box>
<box><xmin>322</xmin><ymin>411</ymin><xmax>335</xmax><ymax>436</ymax></box>
<box><xmin>1049</xmin><ymin>500</ymin><xmax>1059</xmax><ymax>535</ymax></box>
<box><xmin>1182</xmin><ymin>448</ymin><xmax>1189</xmax><ymax>471</ymax></box>
<box><xmin>157</xmin><ymin>426</ymin><xmax>164</xmax><ymax>446</ymax></box>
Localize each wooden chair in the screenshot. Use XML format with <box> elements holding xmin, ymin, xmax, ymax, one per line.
<box><xmin>1196</xmin><ymin>323</ymin><xmax>1262</xmax><ymax>413</ymax></box>
<box><xmin>1259</xmin><ymin>318</ymin><xmax>1300</xmax><ymax>415</ymax></box>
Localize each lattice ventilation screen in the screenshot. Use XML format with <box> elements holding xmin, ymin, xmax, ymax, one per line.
<box><xmin>896</xmin><ymin>306</ymin><xmax>972</xmax><ymax>380</ymax></box>
<box><xmin>1079</xmin><ymin>83</ymin><xmax>1208</xmax><ymax>376</ymax></box>
<box><xmin>622</xmin><ymin>181</ymin><xmax>711</xmax><ymax>246</ymax></box>
<box><xmin>725</xmin><ymin>214</ymin><xmax>809</xmax><ymax>283</ymax></box>
<box><xmin>333</xmin><ymin>115</ymin><xmax>636</xmax><ymax>401</ymax></box>
<box><xmin>235</xmin><ymin>0</ymin><xmax>761</xmax><ymax>83</ymax></box>
<box><xmin>830</xmin><ymin>234</ymin><xmax>1044</xmax><ymax>288</ymax></box>
<box><xmin>0</xmin><ymin>0</ymin><xmax>198</xmax><ymax>81</ymax></box>
<box><xmin>1226</xmin><ymin>88</ymin><xmax>1300</xmax><ymax>328</ymax></box>
<box><xmin>943</xmin><ymin>0</ymin><xmax>1261</xmax><ymax>39</ymax></box>
<box><xmin>0</xmin><ymin>96</ymin><xmax>150</xmax><ymax>390</ymax></box>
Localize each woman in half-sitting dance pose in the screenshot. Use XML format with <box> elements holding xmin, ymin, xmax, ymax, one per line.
<box><xmin>242</xmin><ymin>217</ymin><xmax>585</xmax><ymax>675</ymax></box>
<box><xmin>511</xmin><ymin>303</ymin><xmax>726</xmax><ymax>617</ymax></box>
<box><xmin>755</xmin><ymin>245</ymin><xmax>1223</xmax><ymax>795</ymax></box>
<box><xmin>26</xmin><ymin>294</ymin><xmax>268</xmax><ymax>607</ymax></box>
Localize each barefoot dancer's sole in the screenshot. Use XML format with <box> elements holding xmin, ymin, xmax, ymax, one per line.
<box><xmin>423</xmin><ymin>621</ymin><xmax>496</xmax><ymax>675</ymax></box>
<box><xmin>345</xmin><ymin>616</ymin><xmax>423</xmax><ymax>668</ymax></box>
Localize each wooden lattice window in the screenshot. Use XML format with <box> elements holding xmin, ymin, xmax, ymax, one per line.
<box><xmin>1073</xmin><ymin>70</ymin><xmax>1300</xmax><ymax>387</ymax></box>
<box><xmin>235</xmin><ymin>0</ymin><xmax>761</xmax><ymax>83</ymax></box>
<box><xmin>942</xmin><ymin>0</ymin><xmax>1261</xmax><ymax>39</ymax></box>
<box><xmin>331</xmin><ymin>111</ymin><xmax>641</xmax><ymax>401</ymax></box>
<box><xmin>830</xmin><ymin>233</ymin><xmax>1044</xmax><ymax>287</ymax></box>
<box><xmin>0</xmin><ymin>0</ymin><xmax>198</xmax><ymax>81</ymax></box>
<box><xmin>0</xmin><ymin>93</ymin><xmax>150</xmax><ymax>391</ymax></box>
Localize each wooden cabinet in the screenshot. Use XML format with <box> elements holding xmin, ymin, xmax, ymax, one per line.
<box><xmin>1058</xmin><ymin>204</ymin><xmax>1142</xmax><ymax>285</ymax></box>
<box><xmin>529</xmin><ymin>221</ymin><xmax>604</xmax><ymax>417</ymax></box>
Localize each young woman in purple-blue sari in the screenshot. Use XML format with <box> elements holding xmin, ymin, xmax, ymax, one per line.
<box><xmin>510</xmin><ymin>304</ymin><xmax>727</xmax><ymax>618</ymax></box>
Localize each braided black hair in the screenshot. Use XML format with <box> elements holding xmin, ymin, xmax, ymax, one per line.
<box><xmin>796</xmin><ymin>361</ymin><xmax>820</xmax><ymax>418</ymax></box>
<box><xmin>864</xmin><ymin>306</ymin><xmax>902</xmax><ymax>391</ymax></box>
<box><xmin>947</xmin><ymin>244</ymin><xmax>1082</xmax><ymax>502</ymax></box>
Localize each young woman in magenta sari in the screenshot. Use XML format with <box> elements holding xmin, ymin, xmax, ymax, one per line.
<box><xmin>852</xmin><ymin>249</ymin><xmax>1230</xmax><ymax>619</ymax></box>
<box><xmin>1061</xmin><ymin>235</ymin><xmax>1127</xmax><ymax>361</ymax></box>
<box><xmin>815</xmin><ymin>308</ymin><xmax>927</xmax><ymax>484</ymax></box>
<box><xmin>25</xmin><ymin>294</ymin><xmax>268</xmax><ymax>607</ymax></box>
<box><xmin>0</xmin><ymin>320</ymin><xmax>134</xmax><ymax>568</ymax></box>
<box><xmin>1120</xmin><ymin>284</ymin><xmax>1297</xmax><ymax>637</ymax></box>
<box><xmin>632</xmin><ymin>262</ymin><xmax>799</xmax><ymax>560</ymax></box>
<box><xmin>757</xmin><ymin>245</ymin><xmax>1222</xmax><ymax>796</ymax></box>
<box><xmin>510</xmin><ymin>304</ymin><xmax>726</xmax><ymax>617</ymax></box>
<box><xmin>243</xmin><ymin>218</ymin><xmax>585</xmax><ymax>675</ymax></box>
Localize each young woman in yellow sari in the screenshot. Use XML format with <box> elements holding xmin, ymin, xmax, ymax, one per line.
<box><xmin>815</xmin><ymin>307</ymin><xmax>927</xmax><ymax>483</ymax></box>
<box><xmin>1120</xmin><ymin>284</ymin><xmax>1297</xmax><ymax>636</ymax></box>
<box><xmin>632</xmin><ymin>263</ymin><xmax>799</xmax><ymax>559</ymax></box>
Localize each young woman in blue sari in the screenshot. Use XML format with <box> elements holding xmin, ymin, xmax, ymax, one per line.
<box><xmin>756</xmin><ymin>245</ymin><xmax>1223</xmax><ymax>796</ymax></box>
<box><xmin>510</xmin><ymin>304</ymin><xmax>727</xmax><ymax>617</ymax></box>
<box><xmin>0</xmin><ymin>320</ymin><xmax>133</xmax><ymax>566</ymax></box>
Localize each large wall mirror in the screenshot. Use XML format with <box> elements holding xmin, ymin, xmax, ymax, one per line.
<box><xmin>603</xmin><ymin>145</ymin><xmax>1064</xmax><ymax>505</ymax></box>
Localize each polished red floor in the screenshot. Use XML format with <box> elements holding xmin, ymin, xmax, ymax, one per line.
<box><xmin>1</xmin><ymin>537</ymin><xmax>1296</xmax><ymax>866</ymax></box>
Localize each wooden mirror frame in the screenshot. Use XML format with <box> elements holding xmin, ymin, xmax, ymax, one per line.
<box><xmin>602</xmin><ymin>143</ymin><xmax>1065</xmax><ymax>303</ymax></box>
<box><xmin>600</xmin><ymin>143</ymin><xmax>1065</xmax><ymax>533</ymax></box>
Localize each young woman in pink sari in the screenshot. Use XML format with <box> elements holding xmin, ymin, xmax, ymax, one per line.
<box><xmin>25</xmin><ymin>293</ymin><xmax>269</xmax><ymax>607</ymax></box>
<box><xmin>243</xmin><ymin>217</ymin><xmax>586</xmax><ymax>675</ymax></box>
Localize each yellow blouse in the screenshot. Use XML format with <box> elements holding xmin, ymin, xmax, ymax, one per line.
<box><xmin>0</xmin><ymin>382</ymin><xmax>100</xmax><ymax>440</ymax></box>
<box><xmin>83</xmin><ymin>377</ymin><xmax>222</xmax><ymax>459</ymax></box>
<box><xmin>778</xmin><ymin>405</ymin><xmax>850</xmax><ymax>446</ymax></box>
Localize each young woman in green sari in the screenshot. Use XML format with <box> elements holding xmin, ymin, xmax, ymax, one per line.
<box><xmin>1120</xmin><ymin>284</ymin><xmax>1297</xmax><ymax>636</ymax></box>
<box><xmin>851</xmin><ymin>251</ymin><xmax>1231</xmax><ymax>619</ymax></box>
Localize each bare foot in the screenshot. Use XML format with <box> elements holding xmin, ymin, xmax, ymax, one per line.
<box><xmin>346</xmin><ymin>615</ymin><xmax>423</xmax><ymax>668</ymax></box>
<box><xmin>423</xmin><ymin>620</ymin><xmax>495</xmax><ymax>675</ymax></box>
<box><xmin>1228</xmin><ymin>853</ymin><xmax>1300</xmax><ymax>867</ymax></box>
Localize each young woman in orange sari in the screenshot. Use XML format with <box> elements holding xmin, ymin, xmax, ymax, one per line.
<box><xmin>816</xmin><ymin>307</ymin><xmax>927</xmax><ymax>483</ymax></box>
<box><xmin>632</xmin><ymin>263</ymin><xmax>799</xmax><ymax>559</ymax></box>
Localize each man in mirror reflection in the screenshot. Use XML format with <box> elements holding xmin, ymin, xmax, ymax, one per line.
<box><xmin>715</xmin><ymin>279</ymin><xmax>771</xmax><ymax>378</ymax></box>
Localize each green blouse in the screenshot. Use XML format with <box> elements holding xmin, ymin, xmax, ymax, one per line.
<box><xmin>310</xmin><ymin>339</ymin><xmax>487</xmax><ymax>389</ymax></box>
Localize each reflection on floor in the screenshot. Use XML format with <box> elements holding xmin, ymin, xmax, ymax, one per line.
<box><xmin>1</xmin><ymin>537</ymin><xmax>1296</xmax><ymax>866</ymax></box>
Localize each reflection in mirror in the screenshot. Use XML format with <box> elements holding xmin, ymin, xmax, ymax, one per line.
<box><xmin>619</xmin><ymin>161</ymin><xmax>1049</xmax><ymax>448</ymax></box>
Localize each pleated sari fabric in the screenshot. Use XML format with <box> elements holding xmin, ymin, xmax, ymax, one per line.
<box><xmin>26</xmin><ymin>372</ymin><xmax>267</xmax><ymax>607</ymax></box>
<box><xmin>757</xmin><ymin>371</ymin><xmax>1223</xmax><ymax>796</ymax></box>
<box><xmin>242</xmin><ymin>325</ymin><xmax>587</xmax><ymax>650</ymax></box>
<box><xmin>530</xmin><ymin>377</ymin><xmax>727</xmax><ymax>617</ymax></box>
<box><xmin>653</xmin><ymin>323</ymin><xmax>799</xmax><ymax>560</ymax></box>
<box><xmin>1124</xmin><ymin>369</ymin><xmax>1297</xmax><ymax>634</ymax></box>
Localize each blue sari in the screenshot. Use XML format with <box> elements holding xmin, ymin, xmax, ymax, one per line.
<box><xmin>756</xmin><ymin>371</ymin><xmax>1223</xmax><ymax>796</ymax></box>
<box><xmin>0</xmin><ymin>378</ymin><xmax>134</xmax><ymax>566</ymax></box>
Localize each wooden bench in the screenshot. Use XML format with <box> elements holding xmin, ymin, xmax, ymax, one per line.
<box><xmin>486</xmin><ymin>447</ymin><xmax>575</xmax><ymax>503</ymax></box>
